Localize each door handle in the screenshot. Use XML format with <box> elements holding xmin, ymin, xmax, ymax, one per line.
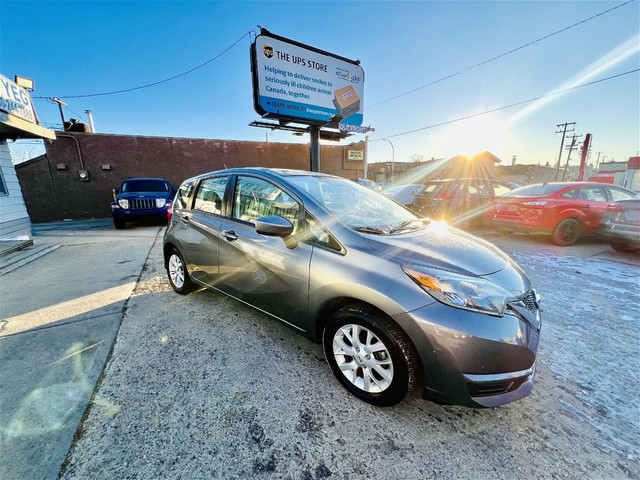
<box><xmin>181</xmin><ymin>215</ymin><xmax>191</xmax><ymax>224</ymax></box>
<box><xmin>222</xmin><ymin>230</ymin><xmax>238</xmax><ymax>242</ymax></box>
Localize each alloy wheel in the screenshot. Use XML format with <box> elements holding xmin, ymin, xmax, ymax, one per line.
<box><xmin>332</xmin><ymin>324</ymin><xmax>394</xmax><ymax>393</ymax></box>
<box><xmin>168</xmin><ymin>253</ymin><xmax>185</xmax><ymax>288</ymax></box>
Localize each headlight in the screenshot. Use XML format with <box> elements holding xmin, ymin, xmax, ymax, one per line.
<box><xmin>117</xmin><ymin>198</ymin><xmax>129</xmax><ymax>209</ymax></box>
<box><xmin>402</xmin><ymin>264</ymin><xmax>516</xmax><ymax>317</ymax></box>
<box><xmin>156</xmin><ymin>198</ymin><xmax>167</xmax><ymax>208</ymax></box>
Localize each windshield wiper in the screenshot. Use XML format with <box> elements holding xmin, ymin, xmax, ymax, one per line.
<box><xmin>388</xmin><ymin>218</ymin><xmax>430</xmax><ymax>234</ymax></box>
<box><xmin>353</xmin><ymin>226</ymin><xmax>390</xmax><ymax>234</ymax></box>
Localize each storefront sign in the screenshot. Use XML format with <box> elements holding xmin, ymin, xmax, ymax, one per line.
<box><xmin>0</xmin><ymin>74</ymin><xmax>37</xmax><ymax>124</ymax></box>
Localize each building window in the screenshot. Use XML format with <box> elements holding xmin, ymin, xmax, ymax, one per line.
<box><xmin>0</xmin><ymin>169</ymin><xmax>8</xmax><ymax>196</ymax></box>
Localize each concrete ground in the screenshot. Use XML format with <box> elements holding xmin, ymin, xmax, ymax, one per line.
<box><xmin>42</xmin><ymin>225</ymin><xmax>638</xmax><ymax>479</ymax></box>
<box><xmin>0</xmin><ymin>219</ymin><xmax>159</xmax><ymax>480</ymax></box>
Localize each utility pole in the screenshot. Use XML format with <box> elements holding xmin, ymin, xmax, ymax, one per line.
<box><xmin>51</xmin><ymin>97</ymin><xmax>67</xmax><ymax>128</ymax></box>
<box><xmin>555</xmin><ymin>122</ymin><xmax>575</xmax><ymax>181</ymax></box>
<box><xmin>562</xmin><ymin>134</ymin><xmax>582</xmax><ymax>181</ymax></box>
<box><xmin>85</xmin><ymin>110</ymin><xmax>96</xmax><ymax>133</ymax></box>
<box><xmin>595</xmin><ymin>152</ymin><xmax>603</xmax><ymax>170</ymax></box>
<box><xmin>380</xmin><ymin>138</ymin><xmax>395</xmax><ymax>182</ymax></box>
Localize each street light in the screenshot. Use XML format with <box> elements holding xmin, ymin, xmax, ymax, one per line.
<box><xmin>381</xmin><ymin>138</ymin><xmax>395</xmax><ymax>182</ymax></box>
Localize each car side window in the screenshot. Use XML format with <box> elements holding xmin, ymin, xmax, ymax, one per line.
<box><xmin>304</xmin><ymin>212</ymin><xmax>341</xmax><ymax>251</ymax></box>
<box><xmin>608</xmin><ymin>187</ymin><xmax>635</xmax><ymax>202</ymax></box>
<box><xmin>175</xmin><ymin>182</ymin><xmax>195</xmax><ymax>209</ymax></box>
<box><xmin>561</xmin><ymin>188</ymin><xmax>578</xmax><ymax>199</ymax></box>
<box><xmin>194</xmin><ymin>176</ymin><xmax>228</xmax><ymax>215</ymax></box>
<box><xmin>232</xmin><ymin>176</ymin><xmax>300</xmax><ymax>234</ymax></box>
<box><xmin>492</xmin><ymin>183</ymin><xmax>512</xmax><ymax>196</ymax></box>
<box><xmin>578</xmin><ymin>186</ymin><xmax>607</xmax><ymax>202</ymax></box>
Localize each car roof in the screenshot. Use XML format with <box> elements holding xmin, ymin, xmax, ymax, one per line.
<box><xmin>123</xmin><ymin>177</ymin><xmax>170</xmax><ymax>182</ymax></box>
<box><xmin>183</xmin><ymin>167</ymin><xmax>342</xmax><ymax>184</ymax></box>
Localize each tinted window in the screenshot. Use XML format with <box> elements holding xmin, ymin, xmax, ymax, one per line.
<box><xmin>492</xmin><ymin>183</ymin><xmax>513</xmax><ymax>196</ymax></box>
<box><xmin>468</xmin><ymin>179</ymin><xmax>491</xmax><ymax>195</ymax></box>
<box><xmin>174</xmin><ymin>182</ymin><xmax>194</xmax><ymax>209</ymax></box>
<box><xmin>560</xmin><ymin>188</ymin><xmax>578</xmax><ymax>199</ymax></box>
<box><xmin>578</xmin><ymin>186</ymin><xmax>607</xmax><ymax>202</ymax></box>
<box><xmin>0</xmin><ymin>170</ymin><xmax>7</xmax><ymax>196</ymax></box>
<box><xmin>233</xmin><ymin>176</ymin><xmax>300</xmax><ymax>233</ymax></box>
<box><xmin>608</xmin><ymin>187</ymin><xmax>635</xmax><ymax>202</ymax></box>
<box><xmin>506</xmin><ymin>184</ymin><xmax>567</xmax><ymax>197</ymax></box>
<box><xmin>194</xmin><ymin>176</ymin><xmax>227</xmax><ymax>215</ymax></box>
<box><xmin>122</xmin><ymin>179</ymin><xmax>170</xmax><ymax>192</ymax></box>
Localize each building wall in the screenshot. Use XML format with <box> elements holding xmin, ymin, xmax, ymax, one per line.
<box><xmin>15</xmin><ymin>132</ymin><xmax>365</xmax><ymax>222</ymax></box>
<box><xmin>0</xmin><ymin>141</ymin><xmax>32</xmax><ymax>238</ymax></box>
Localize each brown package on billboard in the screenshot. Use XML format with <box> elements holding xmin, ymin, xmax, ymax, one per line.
<box><xmin>333</xmin><ymin>85</ymin><xmax>360</xmax><ymax>119</ymax></box>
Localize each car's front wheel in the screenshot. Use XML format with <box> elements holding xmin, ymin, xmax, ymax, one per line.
<box><xmin>167</xmin><ymin>248</ymin><xmax>195</xmax><ymax>294</ymax></box>
<box><xmin>323</xmin><ymin>305</ymin><xmax>418</xmax><ymax>407</ymax></box>
<box><xmin>113</xmin><ymin>217</ymin><xmax>126</xmax><ymax>229</ymax></box>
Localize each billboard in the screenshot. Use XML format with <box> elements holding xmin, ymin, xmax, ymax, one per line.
<box><xmin>251</xmin><ymin>31</ymin><xmax>364</xmax><ymax>127</ymax></box>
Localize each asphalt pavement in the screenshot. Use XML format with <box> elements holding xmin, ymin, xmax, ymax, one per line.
<box><xmin>0</xmin><ymin>219</ymin><xmax>160</xmax><ymax>480</ymax></box>
<box><xmin>1</xmin><ymin>222</ymin><xmax>638</xmax><ymax>479</ymax></box>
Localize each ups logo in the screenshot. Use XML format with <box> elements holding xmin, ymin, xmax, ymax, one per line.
<box><xmin>263</xmin><ymin>45</ymin><xmax>273</xmax><ymax>59</ymax></box>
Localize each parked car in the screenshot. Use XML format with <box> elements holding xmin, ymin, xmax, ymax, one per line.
<box><xmin>164</xmin><ymin>168</ymin><xmax>541</xmax><ymax>407</ymax></box>
<box><xmin>111</xmin><ymin>177</ymin><xmax>175</xmax><ymax>229</ymax></box>
<box><xmin>352</xmin><ymin>177</ymin><xmax>382</xmax><ymax>191</ymax></box>
<box><xmin>484</xmin><ymin>182</ymin><xmax>636</xmax><ymax>246</ymax></box>
<box><xmin>411</xmin><ymin>178</ymin><xmax>516</xmax><ymax>225</ymax></box>
<box><xmin>382</xmin><ymin>184</ymin><xmax>425</xmax><ymax>208</ymax></box>
<box><xmin>598</xmin><ymin>194</ymin><xmax>640</xmax><ymax>253</ymax></box>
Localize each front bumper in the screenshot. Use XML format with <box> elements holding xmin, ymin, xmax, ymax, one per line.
<box><xmin>598</xmin><ymin>223</ymin><xmax>640</xmax><ymax>246</ymax></box>
<box><xmin>112</xmin><ymin>205</ymin><xmax>169</xmax><ymax>220</ymax></box>
<box><xmin>395</xmin><ymin>298</ymin><xmax>541</xmax><ymax>407</ymax></box>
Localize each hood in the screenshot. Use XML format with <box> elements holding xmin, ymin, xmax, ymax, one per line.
<box><xmin>118</xmin><ymin>191</ymin><xmax>172</xmax><ymax>199</ymax></box>
<box><xmin>363</xmin><ymin>223</ymin><xmax>517</xmax><ymax>277</ymax></box>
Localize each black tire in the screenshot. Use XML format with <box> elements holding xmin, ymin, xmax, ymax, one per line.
<box><xmin>113</xmin><ymin>217</ymin><xmax>126</xmax><ymax>229</ymax></box>
<box><xmin>323</xmin><ymin>305</ymin><xmax>418</xmax><ymax>407</ymax></box>
<box><xmin>611</xmin><ymin>242</ymin><xmax>640</xmax><ymax>253</ymax></box>
<box><xmin>166</xmin><ymin>248</ymin><xmax>195</xmax><ymax>294</ymax></box>
<box><xmin>551</xmin><ymin>218</ymin><xmax>581</xmax><ymax>246</ymax></box>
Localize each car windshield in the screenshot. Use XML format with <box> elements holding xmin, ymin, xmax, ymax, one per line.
<box><xmin>505</xmin><ymin>183</ymin><xmax>568</xmax><ymax>197</ymax></box>
<box><xmin>289</xmin><ymin>175</ymin><xmax>421</xmax><ymax>233</ymax></box>
<box><xmin>122</xmin><ymin>180</ymin><xmax>170</xmax><ymax>192</ymax></box>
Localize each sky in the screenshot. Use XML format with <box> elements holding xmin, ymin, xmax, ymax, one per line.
<box><xmin>1</xmin><ymin>0</ymin><xmax>639</xmax><ymax>168</ymax></box>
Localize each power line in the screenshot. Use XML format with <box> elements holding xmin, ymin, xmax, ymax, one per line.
<box><xmin>368</xmin><ymin>0</ymin><xmax>636</xmax><ymax>108</ymax></box>
<box><xmin>378</xmin><ymin>69</ymin><xmax>639</xmax><ymax>140</ymax></box>
<box><xmin>33</xmin><ymin>29</ymin><xmax>256</xmax><ymax>99</ymax></box>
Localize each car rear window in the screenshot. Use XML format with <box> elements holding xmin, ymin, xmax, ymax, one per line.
<box><xmin>505</xmin><ymin>184</ymin><xmax>567</xmax><ymax>197</ymax></box>
<box><xmin>122</xmin><ymin>180</ymin><xmax>170</xmax><ymax>192</ymax></box>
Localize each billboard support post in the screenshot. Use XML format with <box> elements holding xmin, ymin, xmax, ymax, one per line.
<box><xmin>310</xmin><ymin>125</ymin><xmax>320</xmax><ymax>172</ymax></box>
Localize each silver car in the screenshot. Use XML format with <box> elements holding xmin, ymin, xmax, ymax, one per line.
<box><xmin>163</xmin><ymin>168</ymin><xmax>541</xmax><ymax>407</ymax></box>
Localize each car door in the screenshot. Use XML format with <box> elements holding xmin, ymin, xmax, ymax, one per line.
<box><xmin>180</xmin><ymin>175</ymin><xmax>229</xmax><ymax>285</ymax></box>
<box><xmin>575</xmin><ymin>185</ymin><xmax>610</xmax><ymax>231</ymax></box>
<box><xmin>216</xmin><ymin>174</ymin><xmax>312</xmax><ymax>328</ymax></box>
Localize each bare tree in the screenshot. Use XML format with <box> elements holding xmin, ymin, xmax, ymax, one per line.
<box><xmin>408</xmin><ymin>154</ymin><xmax>424</xmax><ymax>163</ymax></box>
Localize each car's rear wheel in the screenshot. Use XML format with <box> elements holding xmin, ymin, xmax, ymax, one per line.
<box><xmin>113</xmin><ymin>217</ymin><xmax>126</xmax><ymax>229</ymax></box>
<box><xmin>611</xmin><ymin>242</ymin><xmax>640</xmax><ymax>253</ymax></box>
<box><xmin>323</xmin><ymin>305</ymin><xmax>418</xmax><ymax>407</ymax></box>
<box><xmin>167</xmin><ymin>248</ymin><xmax>195</xmax><ymax>294</ymax></box>
<box><xmin>551</xmin><ymin>218</ymin><xmax>581</xmax><ymax>246</ymax></box>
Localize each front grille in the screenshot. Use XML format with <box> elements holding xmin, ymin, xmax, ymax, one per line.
<box><xmin>130</xmin><ymin>198</ymin><xmax>155</xmax><ymax>209</ymax></box>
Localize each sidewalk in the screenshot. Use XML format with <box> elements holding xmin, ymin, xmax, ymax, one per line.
<box><xmin>0</xmin><ymin>219</ymin><xmax>161</xmax><ymax>480</ymax></box>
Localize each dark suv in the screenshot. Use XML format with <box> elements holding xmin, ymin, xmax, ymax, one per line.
<box><xmin>111</xmin><ymin>177</ymin><xmax>175</xmax><ymax>229</ymax></box>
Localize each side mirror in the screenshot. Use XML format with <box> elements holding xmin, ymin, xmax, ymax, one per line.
<box><xmin>112</xmin><ymin>188</ymin><xmax>119</xmax><ymax>201</ymax></box>
<box><xmin>256</xmin><ymin>215</ymin><xmax>297</xmax><ymax>248</ymax></box>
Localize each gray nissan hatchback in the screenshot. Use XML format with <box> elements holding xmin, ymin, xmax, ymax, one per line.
<box><xmin>163</xmin><ymin>168</ymin><xmax>541</xmax><ymax>407</ymax></box>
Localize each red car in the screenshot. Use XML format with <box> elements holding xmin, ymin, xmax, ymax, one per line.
<box><xmin>484</xmin><ymin>182</ymin><xmax>636</xmax><ymax>246</ymax></box>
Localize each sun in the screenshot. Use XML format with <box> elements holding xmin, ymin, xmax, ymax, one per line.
<box><xmin>435</xmin><ymin>116</ymin><xmax>508</xmax><ymax>158</ymax></box>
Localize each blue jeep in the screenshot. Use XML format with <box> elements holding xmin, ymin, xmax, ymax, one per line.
<box><xmin>111</xmin><ymin>177</ymin><xmax>175</xmax><ymax>229</ymax></box>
